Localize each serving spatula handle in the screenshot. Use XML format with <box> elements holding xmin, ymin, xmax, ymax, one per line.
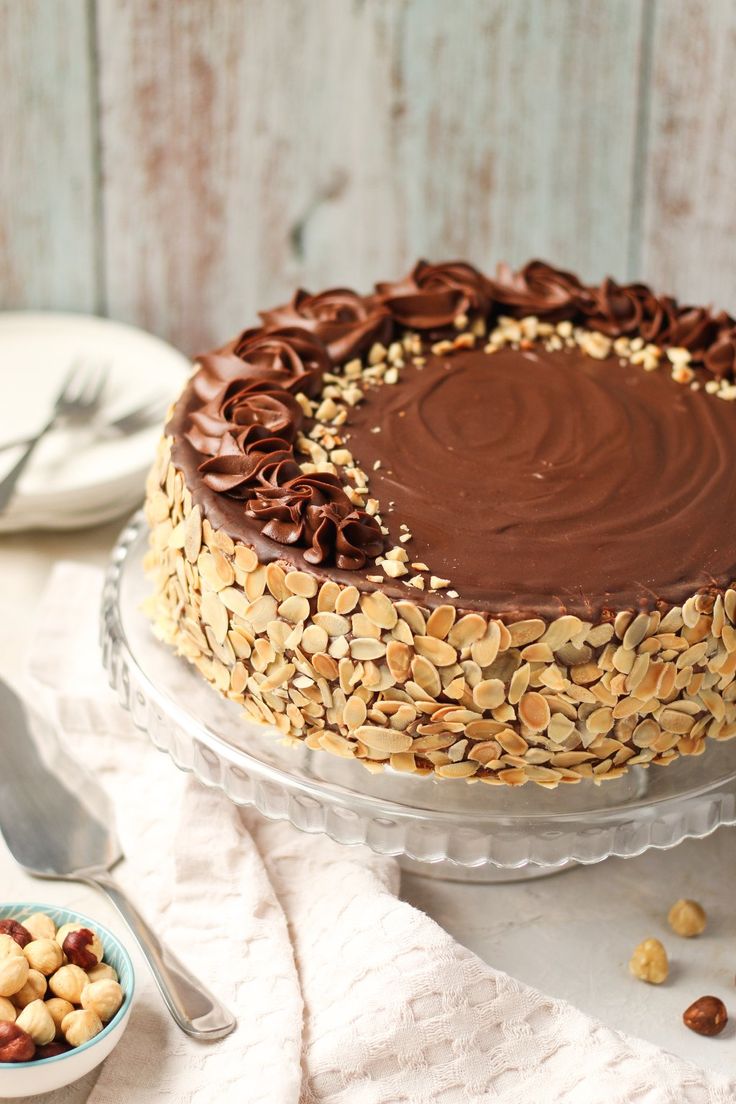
<box><xmin>85</xmin><ymin>870</ymin><xmax>236</xmax><ymax>1040</ymax></box>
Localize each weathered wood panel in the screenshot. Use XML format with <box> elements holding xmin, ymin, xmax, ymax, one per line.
<box><xmin>96</xmin><ymin>0</ymin><xmax>404</xmax><ymax>355</ymax></box>
<box><xmin>5</xmin><ymin>0</ymin><xmax>736</xmax><ymax>343</ymax></box>
<box><xmin>97</xmin><ymin>0</ymin><xmax>646</xmax><ymax>354</ymax></box>
<box><xmin>0</xmin><ymin>0</ymin><xmax>98</xmax><ymax>312</ymax></box>
<box><xmin>398</xmin><ymin>0</ymin><xmax>646</xmax><ymax>283</ymax></box>
<box><xmin>639</xmin><ymin>0</ymin><xmax>736</xmax><ymax>311</ymax></box>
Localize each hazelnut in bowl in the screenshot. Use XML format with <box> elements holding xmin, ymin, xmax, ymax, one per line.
<box><xmin>0</xmin><ymin>902</ymin><xmax>134</xmax><ymax>1098</ymax></box>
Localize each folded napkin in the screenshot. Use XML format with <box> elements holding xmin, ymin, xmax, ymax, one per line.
<box><xmin>25</xmin><ymin>563</ymin><xmax>736</xmax><ymax>1104</ymax></box>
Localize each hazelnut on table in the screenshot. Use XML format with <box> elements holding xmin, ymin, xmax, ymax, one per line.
<box><xmin>668</xmin><ymin>899</ymin><xmax>707</xmax><ymax>938</ymax></box>
<box><xmin>629</xmin><ymin>938</ymin><xmax>669</xmax><ymax>984</ymax></box>
<box><xmin>683</xmin><ymin>996</ymin><xmax>728</xmax><ymax>1036</ymax></box>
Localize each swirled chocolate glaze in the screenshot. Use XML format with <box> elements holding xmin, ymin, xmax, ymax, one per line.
<box><xmin>169</xmin><ymin>341</ymin><xmax>736</xmax><ymax>618</ymax></box>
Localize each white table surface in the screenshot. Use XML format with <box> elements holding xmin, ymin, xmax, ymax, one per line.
<box><xmin>0</xmin><ymin>518</ymin><xmax>734</xmax><ymax>1099</ymax></box>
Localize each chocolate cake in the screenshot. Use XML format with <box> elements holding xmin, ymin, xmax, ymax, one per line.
<box><xmin>144</xmin><ymin>261</ymin><xmax>736</xmax><ymax>786</ymax></box>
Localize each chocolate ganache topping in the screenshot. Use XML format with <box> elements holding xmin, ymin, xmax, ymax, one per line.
<box><xmin>705</xmin><ymin>325</ymin><xmax>736</xmax><ymax>377</ymax></box>
<box><xmin>245</xmin><ymin>467</ymin><xmax>384</xmax><ymax>570</ymax></box>
<box><xmin>580</xmin><ymin>278</ymin><xmax>677</xmax><ymax>341</ymax></box>
<box><xmin>170</xmin><ymin>259</ymin><xmax>736</xmax><ymax>617</ymax></box>
<box><xmin>489</xmin><ymin>260</ymin><xmax>588</xmax><ymax>322</ymax></box>
<box><xmin>375</xmin><ymin>260</ymin><xmax>492</xmax><ymax>329</ymax></box>
<box><xmin>198</xmin><ymin>326</ymin><xmax>330</xmax><ymax>399</ymax></box>
<box><xmin>259</xmin><ymin>288</ymin><xmax>393</xmax><ymax>363</ymax></box>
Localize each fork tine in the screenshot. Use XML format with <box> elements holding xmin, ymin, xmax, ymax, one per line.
<box><xmin>81</xmin><ymin>363</ymin><xmax>110</xmax><ymax>408</ymax></box>
<box><xmin>55</xmin><ymin>361</ymin><xmax>86</xmax><ymax>405</ymax></box>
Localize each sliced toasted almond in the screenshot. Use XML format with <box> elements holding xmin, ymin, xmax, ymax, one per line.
<box><xmin>301</xmin><ymin>624</ymin><xmax>329</xmax><ymax>654</ymax></box>
<box><xmin>355</xmin><ymin>726</ymin><xmax>413</xmax><ymax>753</ymax></box>
<box><xmin>184</xmin><ymin>505</ymin><xmax>202</xmax><ymax>564</ymax></box>
<box><xmin>507</xmin><ymin>619</ymin><xmax>545</xmax><ymax>646</ymax></box>
<box><xmin>435</xmin><ymin>761</ymin><xmax>479</xmax><ymax>779</ymax></box>
<box><xmin>313</xmin><ymin>611</ymin><xmax>350</xmax><ymax>637</ymax></box>
<box><xmin>518</xmin><ymin>691</ymin><xmax>551</xmax><ymax>732</ymax></box>
<box><xmin>343</xmin><ymin>695</ymin><xmax>368</xmax><ymax>730</ymax></box>
<box><xmin>360</xmin><ymin>591</ymin><xmax>398</xmax><ymax>630</ymax></box>
<box><xmin>278</xmin><ymin>595</ymin><xmax>311</xmax><ymax>624</ymax></box>
<box><xmin>335</xmin><ymin>585</ymin><xmax>360</xmax><ymax>615</ymax></box>
<box><xmin>471</xmin><ymin>622</ymin><xmax>502</xmax><ymax>667</ymax></box>
<box><xmin>285</xmin><ymin>570</ymin><xmax>318</xmax><ymax>598</ymax></box>
<box><xmin>448</xmin><ymin>614</ymin><xmax>487</xmax><ymax>649</ymax></box>
<box><xmin>413</xmin><ymin>635</ymin><xmax>457</xmax><ymax>667</ymax></box>
<box><xmin>411</xmin><ymin>655</ymin><xmax>441</xmax><ymax>698</ymax></box>
<box><xmin>386</xmin><ymin>640</ymin><xmax>412</xmax><ymax>681</ymax></box>
<box><xmin>472</xmin><ymin>679</ymin><xmax>506</xmax><ymax>710</ymax></box>
<box><xmin>541</xmin><ymin>615</ymin><xmax>583</xmax><ymax>650</ymax></box>
<box><xmin>218</xmin><ymin>587</ymin><xmax>250</xmax><ymax>619</ymax></box>
<box><xmin>234</xmin><ymin>544</ymin><xmax>258</xmax><ymax>573</ymax></box>
<box><xmin>426</xmin><ymin>605</ymin><xmax>456</xmax><ymax>640</ymax></box>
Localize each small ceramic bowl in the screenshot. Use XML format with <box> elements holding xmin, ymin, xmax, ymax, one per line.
<box><xmin>0</xmin><ymin>902</ymin><xmax>134</xmax><ymax>1098</ymax></box>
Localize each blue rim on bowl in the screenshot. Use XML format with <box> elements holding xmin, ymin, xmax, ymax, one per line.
<box><xmin>0</xmin><ymin>902</ymin><xmax>135</xmax><ymax>1069</ymax></box>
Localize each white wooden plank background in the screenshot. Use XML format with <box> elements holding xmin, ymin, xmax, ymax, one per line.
<box><xmin>640</xmin><ymin>0</ymin><xmax>736</xmax><ymax>311</ymax></box>
<box><xmin>1</xmin><ymin>0</ymin><xmax>736</xmax><ymax>352</ymax></box>
<box><xmin>0</xmin><ymin>0</ymin><xmax>99</xmax><ymax>312</ymax></box>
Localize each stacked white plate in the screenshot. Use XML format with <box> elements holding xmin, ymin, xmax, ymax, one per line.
<box><xmin>0</xmin><ymin>313</ymin><xmax>190</xmax><ymax>532</ymax></box>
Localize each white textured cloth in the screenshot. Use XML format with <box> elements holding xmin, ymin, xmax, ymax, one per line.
<box><xmin>25</xmin><ymin>562</ymin><xmax>736</xmax><ymax>1104</ymax></box>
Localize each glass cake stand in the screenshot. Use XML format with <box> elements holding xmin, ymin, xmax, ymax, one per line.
<box><xmin>100</xmin><ymin>514</ymin><xmax>736</xmax><ymax>882</ymax></box>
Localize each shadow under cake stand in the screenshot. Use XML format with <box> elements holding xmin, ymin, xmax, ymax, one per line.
<box><xmin>100</xmin><ymin>514</ymin><xmax>736</xmax><ymax>883</ymax></box>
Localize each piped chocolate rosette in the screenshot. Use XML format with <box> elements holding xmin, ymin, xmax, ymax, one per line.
<box><xmin>144</xmin><ymin>260</ymin><xmax>736</xmax><ymax>786</ymax></box>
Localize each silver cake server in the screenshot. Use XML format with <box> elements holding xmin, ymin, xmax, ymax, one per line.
<box><xmin>0</xmin><ymin>677</ymin><xmax>236</xmax><ymax>1040</ymax></box>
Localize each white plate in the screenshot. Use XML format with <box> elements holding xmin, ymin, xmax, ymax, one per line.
<box><xmin>0</xmin><ymin>313</ymin><xmax>189</xmax><ymax>531</ymax></box>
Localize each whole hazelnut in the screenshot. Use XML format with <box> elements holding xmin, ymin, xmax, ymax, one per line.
<box><xmin>16</xmin><ymin>1000</ymin><xmax>55</xmax><ymax>1047</ymax></box>
<box><xmin>0</xmin><ymin>934</ymin><xmax>24</xmax><ymax>960</ymax></box>
<box><xmin>629</xmin><ymin>938</ymin><xmax>669</xmax><ymax>984</ymax></box>
<box><xmin>668</xmin><ymin>899</ymin><xmax>707</xmax><ymax>938</ymax></box>
<box><xmin>35</xmin><ymin>1041</ymin><xmax>72</xmax><ymax>1060</ymax></box>
<box><xmin>683</xmin><ymin>995</ymin><xmax>728</xmax><ymax>1036</ymax></box>
<box><xmin>0</xmin><ymin>1021</ymin><xmax>35</xmax><ymax>1063</ymax></box>
<box><xmin>0</xmin><ymin>920</ymin><xmax>32</xmax><ymax>949</ymax></box>
<box><xmin>0</xmin><ymin>997</ymin><xmax>17</xmax><ymax>1023</ymax></box>
<box><xmin>24</xmin><ymin>938</ymin><xmax>63</xmax><ymax>977</ymax></box>
<box><xmin>0</xmin><ymin>954</ymin><xmax>29</xmax><ymax>998</ymax></box>
<box><xmin>61</xmin><ymin>1008</ymin><xmax>103</xmax><ymax>1048</ymax></box>
<box><xmin>44</xmin><ymin>998</ymin><xmax>74</xmax><ymax>1040</ymax></box>
<box><xmin>22</xmin><ymin>913</ymin><xmax>56</xmax><ymax>942</ymax></box>
<box><xmin>56</xmin><ymin>924</ymin><xmax>102</xmax><ymax>964</ymax></box>
<box><xmin>81</xmin><ymin>979</ymin><xmax>123</xmax><ymax>1022</ymax></box>
<box><xmin>48</xmin><ymin>964</ymin><xmax>88</xmax><ymax>1005</ymax></box>
<box><xmin>62</xmin><ymin>928</ymin><xmax>102</xmax><ymax>970</ymax></box>
<box><xmin>86</xmin><ymin>962</ymin><xmax>118</xmax><ymax>985</ymax></box>
<box><xmin>12</xmin><ymin>969</ymin><xmax>47</xmax><ymax>1009</ymax></box>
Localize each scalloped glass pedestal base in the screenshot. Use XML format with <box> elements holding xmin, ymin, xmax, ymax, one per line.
<box><xmin>101</xmin><ymin>515</ymin><xmax>736</xmax><ymax>883</ymax></box>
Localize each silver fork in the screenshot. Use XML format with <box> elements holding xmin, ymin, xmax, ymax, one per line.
<box><xmin>0</xmin><ymin>362</ymin><xmax>109</xmax><ymax>512</ymax></box>
<box><xmin>0</xmin><ymin>395</ymin><xmax>168</xmax><ymax>453</ymax></box>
